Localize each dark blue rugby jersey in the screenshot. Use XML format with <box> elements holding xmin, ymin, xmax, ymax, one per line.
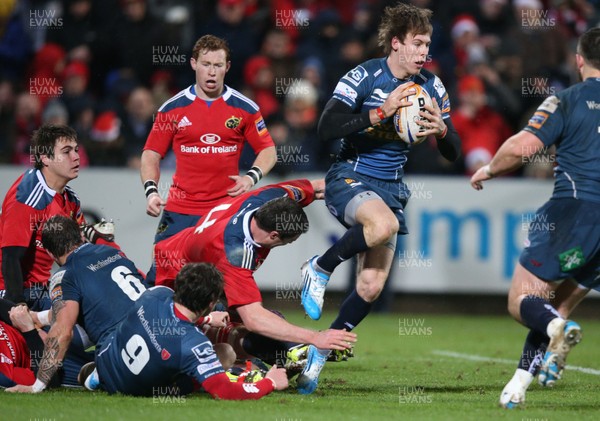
<box><xmin>331</xmin><ymin>58</ymin><xmax>451</xmax><ymax>181</ymax></box>
<box><xmin>49</xmin><ymin>243</ymin><xmax>147</xmax><ymax>344</ymax></box>
<box><xmin>95</xmin><ymin>287</ymin><xmax>223</xmax><ymax>396</ymax></box>
<box><xmin>523</xmin><ymin>77</ymin><xmax>600</xmax><ymax>203</ymax></box>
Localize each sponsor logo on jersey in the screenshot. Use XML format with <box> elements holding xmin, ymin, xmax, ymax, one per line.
<box><xmin>255</xmin><ymin>118</ymin><xmax>267</xmax><ymax>136</ymax></box>
<box><xmin>586</xmin><ymin>100</ymin><xmax>600</xmax><ymax>110</ymax></box>
<box><xmin>242</xmin><ymin>383</ymin><xmax>260</xmax><ymax>393</ymax></box>
<box><xmin>180</xmin><ymin>144</ymin><xmax>238</xmax><ymax>155</ymax></box>
<box><xmin>192</xmin><ymin>342</ymin><xmax>215</xmax><ymax>361</ymax></box>
<box><xmin>177</xmin><ymin>116</ymin><xmax>192</xmax><ymax>129</ymax></box>
<box><xmin>342</xmin><ymin>65</ymin><xmax>368</xmax><ymax>87</ymax></box>
<box><xmin>200</xmin><ymin>134</ymin><xmax>221</xmax><ymax>145</ymax></box>
<box><xmin>225</xmin><ymin>116</ymin><xmax>242</xmax><ymax>129</ymax></box>
<box><xmin>86</xmin><ymin>253</ymin><xmax>123</xmax><ymax>272</ymax></box>
<box><xmin>333</xmin><ymin>82</ymin><xmax>358</xmax><ymax>102</ymax></box>
<box><xmin>197</xmin><ymin>360</ymin><xmax>221</xmax><ymax>375</ymax></box>
<box><xmin>527</xmin><ymin>111</ymin><xmax>549</xmax><ymax>129</ymax></box>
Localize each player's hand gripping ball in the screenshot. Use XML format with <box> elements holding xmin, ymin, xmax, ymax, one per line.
<box><xmin>393</xmin><ymin>85</ymin><xmax>433</xmax><ymax>145</ymax></box>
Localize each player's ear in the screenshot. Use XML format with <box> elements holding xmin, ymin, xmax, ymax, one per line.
<box><xmin>225</xmin><ymin>61</ymin><xmax>231</xmax><ymax>73</ymax></box>
<box><xmin>269</xmin><ymin>231</ymin><xmax>280</xmax><ymax>241</ymax></box>
<box><xmin>190</xmin><ymin>57</ymin><xmax>197</xmax><ymax>71</ymax></box>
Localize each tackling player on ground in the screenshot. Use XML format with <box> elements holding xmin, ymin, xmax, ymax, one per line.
<box><xmin>153</xmin><ymin>179</ymin><xmax>356</xmax><ymax>358</ymax></box>
<box><xmin>141</xmin><ymin>34</ymin><xmax>277</xmax><ymax>283</ymax></box>
<box><xmin>298</xmin><ymin>2</ymin><xmax>461</xmax><ymax>394</ymax></box>
<box><xmin>471</xmin><ymin>27</ymin><xmax>600</xmax><ymax>409</ymax></box>
<box><xmin>5</xmin><ymin>215</ymin><xmax>148</xmax><ymax>393</ymax></box>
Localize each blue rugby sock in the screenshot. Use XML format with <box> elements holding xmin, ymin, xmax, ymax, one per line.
<box><xmin>330</xmin><ymin>290</ymin><xmax>372</xmax><ymax>331</ymax></box>
<box><xmin>519</xmin><ymin>295</ymin><xmax>560</xmax><ymax>334</ymax></box>
<box><xmin>242</xmin><ymin>333</ymin><xmax>293</xmax><ymax>366</ymax></box>
<box><xmin>517</xmin><ymin>329</ymin><xmax>548</xmax><ymax>375</ymax></box>
<box><xmin>317</xmin><ymin>224</ymin><xmax>368</xmax><ymax>273</ymax></box>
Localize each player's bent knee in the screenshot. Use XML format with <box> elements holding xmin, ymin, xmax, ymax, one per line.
<box><xmin>366</xmin><ymin>218</ymin><xmax>399</xmax><ymax>247</ymax></box>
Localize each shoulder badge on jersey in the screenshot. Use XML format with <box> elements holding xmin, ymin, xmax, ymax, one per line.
<box><xmin>333</xmin><ymin>82</ymin><xmax>358</xmax><ymax>102</ymax></box>
<box><xmin>49</xmin><ymin>270</ymin><xmax>66</xmax><ymax>301</ymax></box>
<box><xmin>280</xmin><ymin>185</ymin><xmax>306</xmax><ymax>202</ymax></box>
<box><xmin>342</xmin><ymin>65</ymin><xmax>368</xmax><ymax>87</ymax></box>
<box><xmin>255</xmin><ymin>118</ymin><xmax>267</xmax><ymax>136</ymax></box>
<box><xmin>537</xmin><ymin>96</ymin><xmax>560</xmax><ymax>114</ymax></box>
<box><xmin>528</xmin><ymin>111</ymin><xmax>549</xmax><ymax>129</ymax></box>
<box><xmin>225</xmin><ymin>116</ymin><xmax>242</xmax><ymax>129</ymax></box>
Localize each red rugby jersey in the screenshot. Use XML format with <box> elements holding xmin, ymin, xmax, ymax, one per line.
<box><xmin>154</xmin><ymin>179</ymin><xmax>315</xmax><ymax>307</ymax></box>
<box><xmin>0</xmin><ymin>169</ymin><xmax>84</xmax><ymax>289</ymax></box>
<box><xmin>0</xmin><ymin>321</ymin><xmax>35</xmax><ymax>385</ymax></box>
<box><xmin>144</xmin><ymin>85</ymin><xmax>275</xmax><ymax>215</ymax></box>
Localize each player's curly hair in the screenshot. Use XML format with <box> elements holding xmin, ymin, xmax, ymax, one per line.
<box><xmin>42</xmin><ymin>215</ymin><xmax>83</xmax><ymax>258</ymax></box>
<box><xmin>377</xmin><ymin>2</ymin><xmax>433</xmax><ymax>55</ymax></box>
<box><xmin>173</xmin><ymin>263</ymin><xmax>224</xmax><ymax>315</ymax></box>
<box><xmin>254</xmin><ymin>197</ymin><xmax>309</xmax><ymax>241</ymax></box>
<box><xmin>192</xmin><ymin>34</ymin><xmax>231</xmax><ymax>62</ymax></box>
<box><xmin>577</xmin><ymin>27</ymin><xmax>600</xmax><ymax>70</ymax></box>
<box><xmin>31</xmin><ymin>124</ymin><xmax>78</xmax><ymax>170</ymax></box>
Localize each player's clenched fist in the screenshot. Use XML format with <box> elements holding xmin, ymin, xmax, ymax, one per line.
<box><xmin>146</xmin><ymin>193</ymin><xmax>166</xmax><ymax>217</ymax></box>
<box><xmin>312</xmin><ymin>329</ymin><xmax>357</xmax><ymax>351</ymax></box>
<box><xmin>265</xmin><ymin>366</ymin><xmax>289</xmax><ymax>391</ymax></box>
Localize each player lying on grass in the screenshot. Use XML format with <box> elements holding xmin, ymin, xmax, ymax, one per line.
<box><xmin>470</xmin><ymin>27</ymin><xmax>600</xmax><ymax>410</ymax></box>
<box><xmin>82</xmin><ymin>263</ymin><xmax>288</xmax><ymax>399</ymax></box>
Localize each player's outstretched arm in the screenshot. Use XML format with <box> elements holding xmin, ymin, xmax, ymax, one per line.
<box><xmin>237</xmin><ymin>302</ymin><xmax>356</xmax><ymax>350</ymax></box>
<box><xmin>202</xmin><ymin>366</ymin><xmax>287</xmax><ymax>400</ymax></box>
<box><xmin>5</xmin><ymin>300</ymin><xmax>79</xmax><ymax>393</ymax></box>
<box><xmin>471</xmin><ymin>131</ymin><xmax>544</xmax><ymax>190</ymax></box>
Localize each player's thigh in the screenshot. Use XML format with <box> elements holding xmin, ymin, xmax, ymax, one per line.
<box><xmin>355</xmin><ymin>238</ymin><xmax>396</xmax><ymax>300</ymax></box>
<box><xmin>324</xmin><ymin>162</ymin><xmax>408</xmax><ymax>233</ymax></box>
<box><xmin>552</xmin><ymin>279</ymin><xmax>589</xmax><ymax>318</ymax></box>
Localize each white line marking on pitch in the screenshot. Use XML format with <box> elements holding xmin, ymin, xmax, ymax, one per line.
<box><xmin>432</xmin><ymin>350</ymin><xmax>600</xmax><ymax>376</ymax></box>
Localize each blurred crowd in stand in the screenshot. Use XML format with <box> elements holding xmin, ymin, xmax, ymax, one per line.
<box><xmin>1</xmin><ymin>0</ymin><xmax>599</xmax><ymax>176</ymax></box>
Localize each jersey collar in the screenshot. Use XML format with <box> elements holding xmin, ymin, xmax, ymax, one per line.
<box><xmin>243</xmin><ymin>208</ymin><xmax>261</xmax><ymax>248</ymax></box>
<box><xmin>34</xmin><ymin>169</ymin><xmax>57</xmax><ymax>197</ymax></box>
<box><xmin>188</xmin><ymin>84</ymin><xmax>231</xmax><ymax>101</ymax></box>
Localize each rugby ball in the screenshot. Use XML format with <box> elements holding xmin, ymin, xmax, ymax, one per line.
<box><xmin>393</xmin><ymin>85</ymin><xmax>433</xmax><ymax>145</ymax></box>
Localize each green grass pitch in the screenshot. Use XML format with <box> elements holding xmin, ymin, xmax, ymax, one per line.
<box><xmin>4</xmin><ymin>311</ymin><xmax>600</xmax><ymax>420</ymax></box>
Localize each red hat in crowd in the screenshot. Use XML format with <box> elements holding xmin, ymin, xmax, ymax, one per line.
<box><xmin>62</xmin><ymin>60</ymin><xmax>90</xmax><ymax>84</ymax></box>
<box><xmin>90</xmin><ymin>111</ymin><xmax>121</xmax><ymax>142</ymax></box>
<box><xmin>458</xmin><ymin>75</ymin><xmax>485</xmax><ymax>94</ymax></box>
<box><xmin>451</xmin><ymin>14</ymin><xmax>479</xmax><ymax>39</ymax></box>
